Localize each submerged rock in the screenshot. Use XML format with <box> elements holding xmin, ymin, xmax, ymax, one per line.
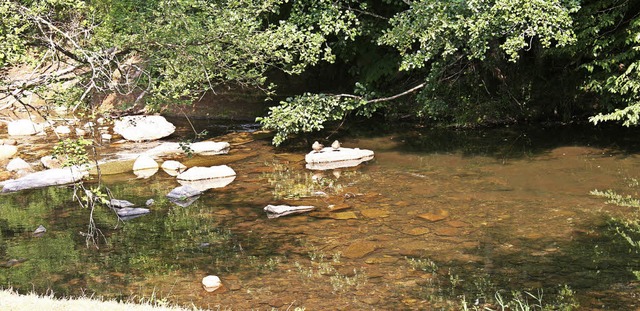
<box><xmin>305</xmin><ymin>147</ymin><xmax>374</xmax><ymax>170</ymax></box>
<box><xmin>1</xmin><ymin>167</ymin><xmax>88</xmax><ymax>193</ymax></box>
<box><xmin>115</xmin><ymin>207</ymin><xmax>150</xmax><ymax>220</ymax></box>
<box><xmin>109</xmin><ymin>199</ymin><xmax>135</xmax><ymax>208</ymax></box>
<box><xmin>263</xmin><ymin>204</ymin><xmax>316</xmax><ymax>219</ymax></box>
<box><xmin>167</xmin><ymin>185</ymin><xmax>202</xmax><ymax>199</ymax></box>
<box><xmin>32</xmin><ymin>225</ymin><xmax>47</xmax><ymax>237</ymax></box>
<box><xmin>144</xmin><ymin>141</ymin><xmax>230</xmax><ymax>157</ymax></box>
<box><xmin>114</xmin><ymin>115</ymin><xmax>175</xmax><ymax>141</ymax></box>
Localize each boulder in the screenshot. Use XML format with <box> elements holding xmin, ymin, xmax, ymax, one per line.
<box><xmin>144</xmin><ymin>141</ymin><xmax>230</xmax><ymax>157</ymax></box>
<box><xmin>115</xmin><ymin>207</ymin><xmax>150</xmax><ymax>220</ymax></box>
<box><xmin>264</xmin><ymin>205</ymin><xmax>316</xmax><ymax>219</ymax></box>
<box><xmin>109</xmin><ymin>199</ymin><xmax>135</xmax><ymax>208</ymax></box>
<box><xmin>41</xmin><ymin>155</ymin><xmax>63</xmax><ymax>169</ymax></box>
<box><xmin>190</xmin><ymin>141</ymin><xmax>231</xmax><ymax>155</ymax></box>
<box><xmin>177</xmin><ymin>165</ymin><xmax>236</xmax><ymax>181</ymax></box>
<box><xmin>114</xmin><ymin>115</ymin><xmax>175</xmax><ymax>141</ymax></box>
<box><xmin>133</xmin><ymin>155</ymin><xmax>158</xmax><ymax>171</ymax></box>
<box><xmin>6</xmin><ymin>157</ymin><xmax>32</xmax><ymax>172</ymax></box>
<box><xmin>133</xmin><ymin>167</ymin><xmax>158</xmax><ymax>179</ymax></box>
<box><xmin>54</xmin><ymin>125</ymin><xmax>71</xmax><ymax>135</ymax></box>
<box><xmin>8</xmin><ymin>119</ymin><xmax>41</xmax><ymax>136</ymax></box>
<box><xmin>167</xmin><ymin>185</ymin><xmax>202</xmax><ymax>199</ymax></box>
<box><xmin>161</xmin><ymin>160</ymin><xmax>187</xmax><ymax>176</ymax></box>
<box><xmin>176</xmin><ymin>165</ymin><xmax>236</xmax><ymax>191</ymax></box>
<box><xmin>0</xmin><ymin>145</ymin><xmax>18</xmax><ymax>160</ymax></box>
<box><xmin>305</xmin><ymin>147</ymin><xmax>374</xmax><ymax>170</ymax></box>
<box><xmin>1</xmin><ymin>166</ymin><xmax>88</xmax><ymax>193</ymax></box>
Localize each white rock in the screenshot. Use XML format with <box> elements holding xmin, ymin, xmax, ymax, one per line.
<box><xmin>190</xmin><ymin>141</ymin><xmax>231</xmax><ymax>155</ymax></box>
<box><xmin>2</xmin><ymin>166</ymin><xmax>88</xmax><ymax>193</ymax></box>
<box><xmin>264</xmin><ymin>205</ymin><xmax>316</xmax><ymax>219</ymax></box>
<box><xmin>305</xmin><ymin>147</ymin><xmax>374</xmax><ymax>170</ymax></box>
<box><xmin>101</xmin><ymin>133</ymin><xmax>112</xmax><ymax>141</ymax></box>
<box><xmin>0</xmin><ymin>145</ymin><xmax>18</xmax><ymax>160</ymax></box>
<box><xmin>54</xmin><ymin>125</ymin><xmax>71</xmax><ymax>134</ymax></box>
<box><xmin>161</xmin><ymin>160</ymin><xmax>187</xmax><ymax>176</ymax></box>
<box><xmin>132</xmin><ymin>155</ymin><xmax>158</xmax><ymax>171</ymax></box>
<box><xmin>177</xmin><ymin>165</ymin><xmax>236</xmax><ymax>191</ymax></box>
<box><xmin>8</xmin><ymin>119</ymin><xmax>40</xmax><ymax>136</ymax></box>
<box><xmin>202</xmin><ymin>275</ymin><xmax>222</xmax><ymax>292</ymax></box>
<box><xmin>177</xmin><ymin>165</ymin><xmax>236</xmax><ymax>181</ymax></box>
<box><xmin>7</xmin><ymin>157</ymin><xmax>32</xmax><ymax>172</ymax></box>
<box><xmin>133</xmin><ymin>167</ymin><xmax>158</xmax><ymax>179</ymax></box>
<box><xmin>114</xmin><ymin>115</ymin><xmax>175</xmax><ymax>141</ymax></box>
<box><xmin>75</xmin><ymin>128</ymin><xmax>87</xmax><ymax>136</ymax></box>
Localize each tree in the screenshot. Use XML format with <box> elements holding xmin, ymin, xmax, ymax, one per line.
<box><xmin>258</xmin><ymin>0</ymin><xmax>581</xmax><ymax>145</ymax></box>
<box><xmin>0</xmin><ymin>0</ymin><xmax>359</xmax><ymax>113</ymax></box>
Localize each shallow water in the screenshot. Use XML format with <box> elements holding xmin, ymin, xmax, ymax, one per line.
<box><xmin>1</xmin><ymin>123</ymin><xmax>640</xmax><ymax>310</ymax></box>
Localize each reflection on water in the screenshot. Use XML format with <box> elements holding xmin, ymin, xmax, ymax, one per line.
<box><xmin>1</xmin><ymin>124</ymin><xmax>640</xmax><ymax>309</ymax></box>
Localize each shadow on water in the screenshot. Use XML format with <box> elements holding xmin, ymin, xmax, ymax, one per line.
<box><xmin>405</xmin><ymin>217</ymin><xmax>640</xmax><ymax>309</ymax></box>
<box><xmin>344</xmin><ymin>121</ymin><xmax>640</xmax><ymax>158</ymax></box>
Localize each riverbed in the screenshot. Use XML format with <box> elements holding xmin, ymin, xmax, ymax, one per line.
<box><xmin>1</xmin><ymin>121</ymin><xmax>639</xmax><ymax>310</ymax></box>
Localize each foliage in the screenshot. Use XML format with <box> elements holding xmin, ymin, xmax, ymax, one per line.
<box><xmin>591</xmin><ymin>177</ymin><xmax>640</xmax><ymax>279</ymax></box>
<box><xmin>576</xmin><ymin>0</ymin><xmax>640</xmax><ymax>127</ymax></box>
<box><xmin>52</xmin><ymin>138</ymin><xmax>93</xmax><ymax>167</ymax></box>
<box><xmin>1</xmin><ymin>0</ymin><xmax>359</xmax><ymax>111</ymax></box>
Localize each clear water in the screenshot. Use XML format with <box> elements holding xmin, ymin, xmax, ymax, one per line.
<box><xmin>1</xmin><ymin>122</ymin><xmax>639</xmax><ymax>310</ymax></box>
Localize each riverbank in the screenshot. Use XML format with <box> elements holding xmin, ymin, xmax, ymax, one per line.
<box><xmin>0</xmin><ymin>289</ymin><xmax>199</xmax><ymax>311</ymax></box>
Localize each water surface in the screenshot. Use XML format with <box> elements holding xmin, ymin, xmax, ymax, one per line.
<box><xmin>1</xmin><ymin>123</ymin><xmax>639</xmax><ymax>310</ymax></box>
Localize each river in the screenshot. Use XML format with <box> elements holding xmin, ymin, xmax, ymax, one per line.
<box><xmin>1</xmin><ymin>121</ymin><xmax>639</xmax><ymax>310</ymax></box>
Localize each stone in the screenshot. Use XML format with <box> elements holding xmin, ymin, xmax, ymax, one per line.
<box><xmin>176</xmin><ymin>165</ymin><xmax>236</xmax><ymax>191</ymax></box>
<box><xmin>133</xmin><ymin>155</ymin><xmax>158</xmax><ymax>171</ymax></box>
<box><xmin>54</xmin><ymin>125</ymin><xmax>71</xmax><ymax>135</ymax></box>
<box><xmin>0</xmin><ymin>145</ymin><xmax>18</xmax><ymax>160</ymax></box>
<box><xmin>115</xmin><ymin>207</ymin><xmax>150</xmax><ymax>220</ymax></box>
<box><xmin>434</xmin><ymin>227</ymin><xmax>459</xmax><ymax>236</ymax></box>
<box><xmin>190</xmin><ymin>141</ymin><xmax>231</xmax><ymax>155</ymax></box>
<box><xmin>403</xmin><ymin>227</ymin><xmax>431</xmax><ymax>236</ymax></box>
<box><xmin>8</xmin><ymin>119</ymin><xmax>41</xmax><ymax>136</ymax></box>
<box><xmin>360</xmin><ymin>208</ymin><xmax>389</xmax><ymax>218</ymax></box>
<box><xmin>101</xmin><ymin>133</ymin><xmax>112</xmax><ymax>141</ymax></box>
<box><xmin>41</xmin><ymin>155</ymin><xmax>63</xmax><ymax>169</ymax></box>
<box><xmin>2</xmin><ymin>167</ymin><xmax>88</xmax><ymax>193</ymax></box>
<box><xmin>167</xmin><ymin>185</ymin><xmax>203</xmax><ymax>200</ymax></box>
<box><xmin>305</xmin><ymin>147</ymin><xmax>374</xmax><ymax>170</ymax></box>
<box><xmin>343</xmin><ymin>241</ymin><xmax>377</xmax><ymax>259</ymax></box>
<box><xmin>161</xmin><ymin>160</ymin><xmax>187</xmax><ymax>176</ymax></box>
<box><xmin>109</xmin><ymin>199</ymin><xmax>135</xmax><ymax>208</ymax></box>
<box><xmin>2</xmin><ymin>139</ymin><xmax>17</xmax><ymax>145</ymax></box>
<box><xmin>6</xmin><ymin>158</ymin><xmax>32</xmax><ymax>172</ymax></box>
<box><xmin>133</xmin><ymin>167</ymin><xmax>158</xmax><ymax>179</ymax></box>
<box><xmin>33</xmin><ymin>225</ymin><xmax>46</xmax><ymax>237</ymax></box>
<box><xmin>202</xmin><ymin>275</ymin><xmax>222</xmax><ymax>292</ymax></box>
<box><xmin>331</xmin><ymin>211</ymin><xmax>358</xmax><ymax>220</ymax></box>
<box><xmin>264</xmin><ymin>205</ymin><xmax>316</xmax><ymax>219</ymax></box>
<box><xmin>145</xmin><ymin>199</ymin><xmax>155</xmax><ymax>206</ymax></box>
<box><xmin>417</xmin><ymin>210</ymin><xmax>449</xmax><ymax>222</ymax></box>
<box><xmin>75</xmin><ymin>128</ymin><xmax>87</xmax><ymax>136</ymax></box>
<box><xmin>113</xmin><ymin>115</ymin><xmax>175</xmax><ymax>141</ymax></box>
<box><xmin>89</xmin><ymin>159</ymin><xmax>136</xmax><ymax>175</ymax></box>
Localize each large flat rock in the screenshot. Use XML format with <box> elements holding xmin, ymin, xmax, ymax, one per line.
<box><xmin>114</xmin><ymin>115</ymin><xmax>175</xmax><ymax>141</ymax></box>
<box><xmin>1</xmin><ymin>167</ymin><xmax>88</xmax><ymax>192</ymax></box>
<box><xmin>305</xmin><ymin>147</ymin><xmax>374</xmax><ymax>170</ymax></box>
<box><xmin>176</xmin><ymin>165</ymin><xmax>236</xmax><ymax>191</ymax></box>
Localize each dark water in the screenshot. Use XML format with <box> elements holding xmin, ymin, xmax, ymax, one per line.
<box><xmin>1</xmin><ymin>122</ymin><xmax>640</xmax><ymax>310</ymax></box>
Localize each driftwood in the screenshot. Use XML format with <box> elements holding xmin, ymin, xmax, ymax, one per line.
<box><xmin>264</xmin><ymin>205</ymin><xmax>315</xmax><ymax>219</ymax></box>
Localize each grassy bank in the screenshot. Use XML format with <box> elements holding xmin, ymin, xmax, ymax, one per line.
<box><xmin>0</xmin><ymin>289</ymin><xmax>199</xmax><ymax>311</ymax></box>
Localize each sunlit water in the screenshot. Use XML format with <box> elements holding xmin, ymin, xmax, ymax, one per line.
<box><xmin>1</xmin><ymin>121</ymin><xmax>640</xmax><ymax>310</ymax></box>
